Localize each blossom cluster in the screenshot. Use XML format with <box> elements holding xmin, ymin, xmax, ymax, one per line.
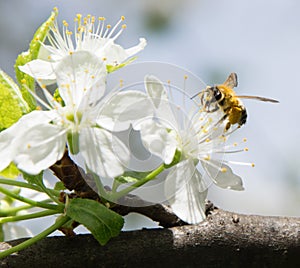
<box><xmin>0</xmin><ymin>8</ymin><xmax>250</xmax><ymax>245</ymax></box>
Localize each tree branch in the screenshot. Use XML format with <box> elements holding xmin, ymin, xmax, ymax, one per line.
<box><xmin>1</xmin><ymin>208</ymin><xmax>299</xmax><ymax>267</ymax></box>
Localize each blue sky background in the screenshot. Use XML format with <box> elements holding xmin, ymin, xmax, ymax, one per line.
<box><xmin>0</xmin><ymin>0</ymin><xmax>299</xmax><ymax>233</ymax></box>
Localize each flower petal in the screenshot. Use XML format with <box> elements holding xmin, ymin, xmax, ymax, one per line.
<box><xmin>144</xmin><ymin>75</ymin><xmax>178</xmax><ymax>128</ymax></box>
<box><xmin>3</xmin><ymin>223</ymin><xmax>33</xmax><ymax>240</ymax></box>
<box><xmin>55</xmin><ymin>51</ymin><xmax>107</xmax><ymax>108</ymax></box>
<box><xmin>202</xmin><ymin>160</ymin><xmax>244</xmax><ymax>191</ymax></box>
<box><xmin>93</xmin><ymin>37</ymin><xmax>147</xmax><ymax>65</ymax></box>
<box><xmin>165</xmin><ymin>159</ymin><xmax>208</xmax><ymax>224</ymax></box>
<box><xmin>0</xmin><ymin>110</ymin><xmax>58</xmax><ymax>172</ymax></box>
<box><xmin>137</xmin><ymin>119</ymin><xmax>177</xmax><ymax>165</ymax></box>
<box><xmin>97</xmin><ymin>91</ymin><xmax>153</xmax><ymax>132</ymax></box>
<box><xmin>124</xmin><ymin>38</ymin><xmax>147</xmax><ymax>59</ymax></box>
<box><xmin>14</xmin><ymin>123</ymin><xmax>66</xmax><ymax>175</ymax></box>
<box><xmin>18</xmin><ymin>59</ymin><xmax>57</xmax><ymax>83</ymax></box>
<box><xmin>79</xmin><ymin>127</ymin><xmax>130</xmax><ymax>178</ymax></box>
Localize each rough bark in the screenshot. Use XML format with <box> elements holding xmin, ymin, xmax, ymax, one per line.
<box><xmin>1</xmin><ymin>208</ymin><xmax>299</xmax><ymax>268</ymax></box>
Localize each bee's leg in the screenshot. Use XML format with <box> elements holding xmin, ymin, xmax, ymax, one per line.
<box><xmin>225</xmin><ymin>121</ymin><xmax>231</xmax><ymax>131</ymax></box>
<box><xmin>214</xmin><ymin>113</ymin><xmax>228</xmax><ymax>129</ymax></box>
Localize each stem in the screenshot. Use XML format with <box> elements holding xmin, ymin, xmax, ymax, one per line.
<box><xmin>92</xmin><ymin>173</ymin><xmax>109</xmax><ymax>200</ymax></box>
<box><xmin>0</xmin><ymin>210</ymin><xmax>59</xmax><ymax>224</ymax></box>
<box><xmin>38</xmin><ymin>181</ymin><xmax>60</xmax><ymax>205</ymax></box>
<box><xmin>111</xmin><ymin>164</ymin><xmax>165</xmax><ymax>201</ymax></box>
<box><xmin>0</xmin><ymin>205</ymin><xmax>33</xmax><ymax>217</ymax></box>
<box><xmin>0</xmin><ymin>178</ymin><xmax>60</xmax><ymax>197</ymax></box>
<box><xmin>0</xmin><ymin>215</ymin><xmax>70</xmax><ymax>259</ymax></box>
<box><xmin>0</xmin><ymin>178</ymin><xmax>41</xmax><ymax>192</ymax></box>
<box><xmin>0</xmin><ymin>186</ymin><xmax>64</xmax><ymax>212</ymax></box>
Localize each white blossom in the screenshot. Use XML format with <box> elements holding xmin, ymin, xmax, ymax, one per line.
<box><xmin>19</xmin><ymin>14</ymin><xmax>146</xmax><ymax>83</ymax></box>
<box><xmin>0</xmin><ymin>51</ymin><xmax>152</xmax><ymax>178</ymax></box>
<box><xmin>136</xmin><ymin>75</ymin><xmax>245</xmax><ymax>224</ymax></box>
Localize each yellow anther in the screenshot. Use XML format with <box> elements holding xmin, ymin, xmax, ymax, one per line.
<box><xmin>99</xmin><ymin>17</ymin><xmax>105</xmax><ymax>21</ymax></box>
<box><xmin>204</xmin><ymin>155</ymin><xmax>211</xmax><ymax>161</ymax></box>
<box><xmin>47</xmin><ymin>55</ymin><xmax>52</xmax><ymax>60</ymax></box>
<box><xmin>243</xmin><ymin>138</ymin><xmax>247</xmax><ymax>142</ymax></box>
<box><xmin>69</xmin><ymin>51</ymin><xmax>74</xmax><ymax>55</ymax></box>
<box><xmin>221</xmin><ymin>167</ymin><xmax>227</xmax><ymax>173</ymax></box>
<box><xmin>205</xmin><ymin>138</ymin><xmax>210</xmax><ymax>143</ymax></box>
<box><xmin>184</xmin><ymin>75</ymin><xmax>188</xmax><ymax>80</ymax></box>
<box><xmin>27</xmin><ymin>144</ymin><xmax>31</xmax><ymax>149</ymax></box>
<box><xmin>53</xmin><ymin>7</ymin><xmax>58</xmax><ymax>12</ymax></box>
<box><xmin>76</xmin><ymin>14</ymin><xmax>82</xmax><ymax>20</ymax></box>
<box><xmin>102</xmin><ymin>57</ymin><xmax>107</xmax><ymax>61</ymax></box>
<box><xmin>233</xmin><ymin>142</ymin><xmax>238</xmax><ymax>147</ymax></box>
<box><xmin>121</xmin><ymin>16</ymin><xmax>125</xmax><ymax>21</ymax></box>
<box><xmin>63</xmin><ymin>20</ymin><xmax>69</xmax><ymax>27</ymax></box>
<box><xmin>41</xmin><ymin>84</ymin><xmax>47</xmax><ymax>89</ymax></box>
<box><xmin>21</xmin><ymin>79</ymin><xmax>26</xmax><ymax>84</ymax></box>
<box><xmin>91</xmin><ymin>75</ymin><xmax>95</xmax><ymax>79</ymax></box>
<box><xmin>167</xmin><ymin>80</ymin><xmax>171</xmax><ymax>84</ymax></box>
<box><xmin>122</xmin><ymin>24</ymin><xmax>127</xmax><ymax>29</ymax></box>
<box><xmin>244</xmin><ymin>147</ymin><xmax>249</xmax><ymax>152</ymax></box>
<box><xmin>107</xmin><ymin>24</ymin><xmax>112</xmax><ymax>29</ymax></box>
<box><xmin>251</xmin><ymin>163</ymin><xmax>255</xmax><ymax>167</ymax></box>
<box><xmin>36</xmin><ymin>106</ymin><xmax>42</xmax><ymax>110</ymax></box>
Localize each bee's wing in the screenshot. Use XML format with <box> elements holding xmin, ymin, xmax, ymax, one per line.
<box><xmin>236</xmin><ymin>95</ymin><xmax>279</xmax><ymax>103</ymax></box>
<box><xmin>223</xmin><ymin>72</ymin><xmax>238</xmax><ymax>88</ymax></box>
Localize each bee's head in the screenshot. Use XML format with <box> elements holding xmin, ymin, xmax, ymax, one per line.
<box><xmin>209</xmin><ymin>86</ymin><xmax>223</xmax><ymax>101</ymax></box>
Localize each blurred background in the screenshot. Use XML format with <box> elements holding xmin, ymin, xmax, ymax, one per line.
<box><xmin>0</xmin><ymin>0</ymin><xmax>299</xmax><ymax>233</ymax></box>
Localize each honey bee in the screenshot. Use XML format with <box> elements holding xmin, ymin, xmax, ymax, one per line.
<box><xmin>193</xmin><ymin>73</ymin><xmax>279</xmax><ymax>131</ymax></box>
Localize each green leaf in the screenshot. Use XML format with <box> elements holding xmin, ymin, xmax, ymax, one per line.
<box><xmin>14</xmin><ymin>9</ymin><xmax>58</xmax><ymax>111</ymax></box>
<box><xmin>66</xmin><ymin>198</ymin><xmax>124</xmax><ymax>245</ymax></box>
<box><xmin>22</xmin><ymin>172</ymin><xmax>43</xmax><ymax>186</ymax></box>
<box><xmin>54</xmin><ymin>181</ymin><xmax>66</xmax><ymax>191</ymax></box>
<box><xmin>106</xmin><ymin>57</ymin><xmax>137</xmax><ymax>73</ymax></box>
<box><xmin>0</xmin><ymin>70</ymin><xmax>29</xmax><ymax>131</ymax></box>
<box><xmin>0</xmin><ymin>163</ymin><xmax>21</xmax><ymax>179</ymax></box>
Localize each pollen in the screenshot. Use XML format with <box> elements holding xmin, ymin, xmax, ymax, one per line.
<box><xmin>98</xmin><ymin>17</ymin><xmax>105</xmax><ymax>21</ymax></box>
<box><xmin>63</xmin><ymin>20</ymin><xmax>69</xmax><ymax>27</ymax></box>
<box><xmin>221</xmin><ymin>167</ymin><xmax>227</xmax><ymax>173</ymax></box>
<box><xmin>204</xmin><ymin>155</ymin><xmax>211</xmax><ymax>161</ymax></box>
<box><xmin>244</xmin><ymin>147</ymin><xmax>249</xmax><ymax>152</ymax></box>
<box><xmin>107</xmin><ymin>24</ymin><xmax>112</xmax><ymax>29</ymax></box>
<box><xmin>122</xmin><ymin>24</ymin><xmax>127</xmax><ymax>29</ymax></box>
<box><xmin>251</xmin><ymin>163</ymin><xmax>255</xmax><ymax>167</ymax></box>
<box><xmin>121</xmin><ymin>16</ymin><xmax>125</xmax><ymax>21</ymax></box>
<box><xmin>205</xmin><ymin>138</ymin><xmax>210</xmax><ymax>143</ymax></box>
